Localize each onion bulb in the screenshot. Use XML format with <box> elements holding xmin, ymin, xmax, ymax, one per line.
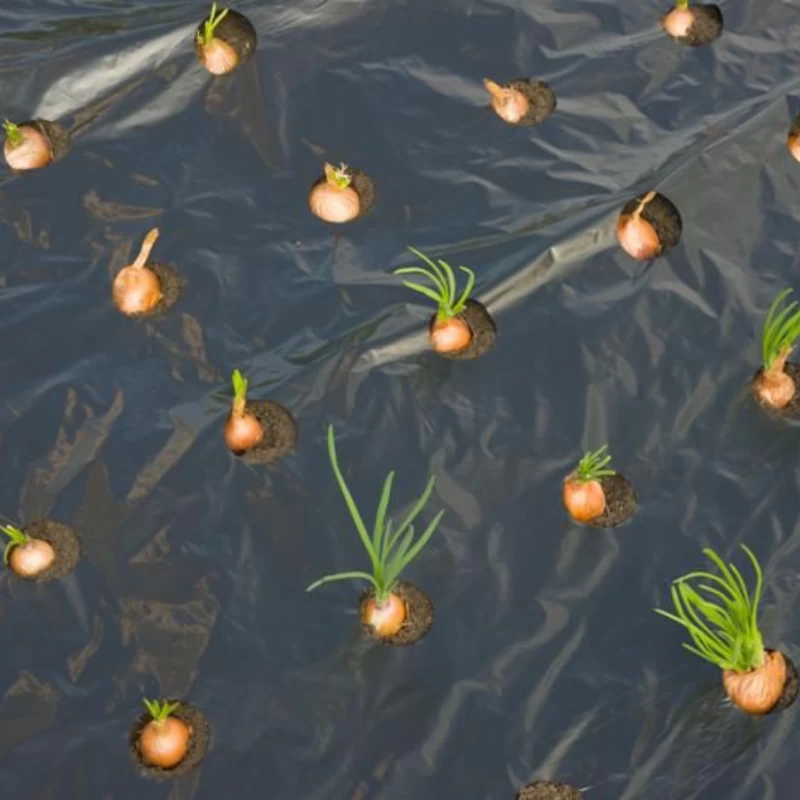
<box><xmin>755</xmin><ymin>346</ymin><xmax>795</xmax><ymax>409</ymax></box>
<box><xmin>139</xmin><ymin>716</ymin><xmax>192</xmax><ymax>768</ymax></box>
<box><xmin>563</xmin><ymin>475</ymin><xmax>606</xmax><ymax>522</ymax></box>
<box><xmin>112</xmin><ymin>228</ymin><xmax>163</xmax><ymax>316</ymax></box>
<box><xmin>309</xmin><ymin>162</ymin><xmax>361</xmax><ymax>223</ymax></box>
<box><xmin>363</xmin><ymin>592</ymin><xmax>407</xmax><ymax>638</ymax></box>
<box><xmin>788</xmin><ymin>131</ymin><xmax>800</xmax><ymax>164</ymax></box>
<box><xmin>616</xmin><ymin>191</ymin><xmax>661</xmax><ymax>260</ymax></box>
<box><xmin>662</xmin><ymin>5</ymin><xmax>696</xmax><ymax>38</ymax></box>
<box><xmin>483</xmin><ymin>78</ymin><xmax>530</xmax><ymax>125</ymax></box>
<box><xmin>225</xmin><ymin>369</ymin><xmax>264</xmax><ymax>454</ymax></box>
<box><xmin>197</xmin><ymin>37</ymin><xmax>238</xmax><ymax>75</ymax></box>
<box><xmin>430</xmin><ymin>316</ymin><xmax>472</xmax><ymax>354</ymax></box>
<box><xmin>8</xmin><ymin>538</ymin><xmax>55</xmax><ymax>577</ymax></box>
<box><xmin>723</xmin><ymin>650</ymin><xmax>786</xmax><ymax>715</ymax></box>
<box><xmin>3</xmin><ymin>120</ymin><xmax>52</xmax><ymax>171</ymax></box>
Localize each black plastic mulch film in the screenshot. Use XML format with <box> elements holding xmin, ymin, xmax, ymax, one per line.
<box><xmin>0</xmin><ymin>0</ymin><xmax>797</xmax><ymax>798</ymax></box>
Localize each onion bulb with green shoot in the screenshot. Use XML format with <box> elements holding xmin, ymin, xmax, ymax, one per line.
<box><xmin>655</xmin><ymin>545</ymin><xmax>797</xmax><ymax>715</ymax></box>
<box><xmin>394</xmin><ymin>247</ymin><xmax>476</xmax><ymax>355</ymax></box>
<box><xmin>661</xmin><ymin>0</ymin><xmax>723</xmax><ymax>46</ymax></box>
<box><xmin>308</xmin><ymin>162</ymin><xmax>361</xmax><ymax>224</ymax></box>
<box><xmin>112</xmin><ymin>228</ymin><xmax>163</xmax><ymax>317</ymax></box>
<box><xmin>224</xmin><ymin>369</ymin><xmax>264</xmax><ymax>454</ymax></box>
<box><xmin>307</xmin><ymin>425</ymin><xmax>443</xmax><ymax>643</ymax></box>
<box><xmin>753</xmin><ymin>288</ymin><xmax>800</xmax><ymax>410</ymax></box>
<box><xmin>562</xmin><ymin>445</ymin><xmax>615</xmax><ymax>523</ymax></box>
<box><xmin>195</xmin><ymin>3</ymin><xmax>256</xmax><ymax>75</ymax></box>
<box><xmin>2</xmin><ymin>523</ymin><xmax>54</xmax><ymax>578</ymax></box>
<box><xmin>3</xmin><ymin>119</ymin><xmax>52</xmax><ymax>170</ymax></box>
<box><xmin>138</xmin><ymin>699</ymin><xmax>192</xmax><ymax>768</ymax></box>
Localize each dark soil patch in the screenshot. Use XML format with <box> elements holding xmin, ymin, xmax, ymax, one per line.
<box><xmin>235</xmin><ymin>399</ymin><xmax>298</xmax><ymax>465</ymax></box>
<box><xmin>12</xmin><ymin>520</ymin><xmax>80</xmax><ymax>582</ymax></box>
<box><xmin>309</xmin><ymin>166</ymin><xmax>376</xmax><ymax>220</ymax></box>
<box><xmin>196</xmin><ymin>8</ymin><xmax>257</xmax><ymax>67</ymax></box>
<box><xmin>123</xmin><ymin>263</ymin><xmax>184</xmax><ymax>319</ymax></box>
<box><xmin>584</xmin><ymin>473</ymin><xmax>636</xmax><ymax>529</ymax></box>
<box><xmin>620</xmin><ymin>192</ymin><xmax>682</xmax><ymax>256</ymax></box>
<box><xmin>358</xmin><ymin>580</ymin><xmax>434</xmax><ymax>647</ymax></box>
<box><xmin>771</xmin><ymin>650</ymin><xmax>799</xmax><ymax>713</ymax></box>
<box><xmin>428</xmin><ymin>299</ymin><xmax>497</xmax><ymax>361</ymax></box>
<box><xmin>508</xmin><ymin>80</ymin><xmax>557</xmax><ymax>126</ymax></box>
<box><xmin>22</xmin><ymin>119</ymin><xmax>70</xmax><ymax>164</ymax></box>
<box><xmin>668</xmin><ymin>4</ymin><xmax>723</xmax><ymax>47</ymax></box>
<box><xmin>516</xmin><ymin>780</ymin><xmax>583</xmax><ymax>800</ymax></box>
<box><xmin>129</xmin><ymin>702</ymin><xmax>210</xmax><ymax>780</ymax></box>
<box><xmin>750</xmin><ymin>362</ymin><xmax>800</xmax><ymax>419</ymax></box>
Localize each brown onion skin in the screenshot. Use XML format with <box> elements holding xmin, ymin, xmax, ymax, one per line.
<box><xmin>308</xmin><ymin>182</ymin><xmax>361</xmax><ymax>224</ymax></box>
<box><xmin>4</xmin><ymin>126</ymin><xmax>52</xmax><ymax>171</ymax></box>
<box><xmin>197</xmin><ymin>38</ymin><xmax>239</xmax><ymax>75</ymax></box>
<box><xmin>224</xmin><ymin>411</ymin><xmax>264</xmax><ymax>454</ymax></box>
<box><xmin>616</xmin><ymin>192</ymin><xmax>661</xmax><ymax>260</ymax></box>
<box><xmin>563</xmin><ymin>476</ymin><xmax>606</xmax><ymax>522</ymax></box>
<box><xmin>138</xmin><ymin>716</ymin><xmax>192</xmax><ymax>768</ymax></box>
<box><xmin>755</xmin><ymin>347</ymin><xmax>795</xmax><ymax>409</ymax></box>
<box><xmin>363</xmin><ymin>592</ymin><xmax>407</xmax><ymax>638</ymax></box>
<box><xmin>112</xmin><ymin>266</ymin><xmax>163</xmax><ymax>316</ymax></box>
<box><xmin>662</xmin><ymin>6</ymin><xmax>696</xmax><ymax>39</ymax></box>
<box><xmin>723</xmin><ymin>650</ymin><xmax>786</xmax><ymax>715</ymax></box>
<box><xmin>430</xmin><ymin>316</ymin><xmax>472</xmax><ymax>354</ymax></box>
<box><xmin>788</xmin><ymin>132</ymin><xmax>800</xmax><ymax>164</ymax></box>
<box><xmin>8</xmin><ymin>539</ymin><xmax>55</xmax><ymax>577</ymax></box>
<box><xmin>484</xmin><ymin>79</ymin><xmax>530</xmax><ymax>125</ymax></box>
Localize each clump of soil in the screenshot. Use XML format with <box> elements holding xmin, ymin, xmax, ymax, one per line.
<box><xmin>664</xmin><ymin>4</ymin><xmax>723</xmax><ymax>47</ymax></box>
<box><xmin>10</xmin><ymin>520</ymin><xmax>80</xmax><ymax>582</ymax></box>
<box><xmin>358</xmin><ymin>580</ymin><xmax>434</xmax><ymax>647</ymax></box>
<box><xmin>236</xmin><ymin>400</ymin><xmax>298</xmax><ymax>465</ymax></box>
<box><xmin>751</xmin><ymin>363</ymin><xmax>800</xmax><ymax>419</ymax></box>
<box><xmin>428</xmin><ymin>299</ymin><xmax>496</xmax><ymax>360</ymax></box>
<box><xmin>583</xmin><ymin>474</ymin><xmax>636</xmax><ymax>529</ymax></box>
<box><xmin>129</xmin><ymin>701</ymin><xmax>210</xmax><ymax>780</ymax></box>
<box><xmin>516</xmin><ymin>780</ymin><xmax>583</xmax><ymax>799</ymax></box>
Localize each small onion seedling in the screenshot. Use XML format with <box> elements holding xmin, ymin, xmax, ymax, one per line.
<box><xmin>661</xmin><ymin>0</ymin><xmax>723</xmax><ymax>46</ymax></box>
<box><xmin>306</xmin><ymin>425</ymin><xmax>442</xmax><ymax>646</ymax></box>
<box><xmin>616</xmin><ymin>191</ymin><xmax>682</xmax><ymax>261</ymax></box>
<box><xmin>195</xmin><ymin>3</ymin><xmax>257</xmax><ymax>75</ymax></box>
<box><xmin>752</xmin><ymin>288</ymin><xmax>800</xmax><ymax>412</ymax></box>
<box><xmin>395</xmin><ymin>247</ymin><xmax>497</xmax><ymax>359</ymax></box>
<box><xmin>112</xmin><ymin>228</ymin><xmax>165</xmax><ymax>317</ymax></box>
<box><xmin>308</xmin><ymin>163</ymin><xmax>361</xmax><ymax>224</ymax></box>
<box><xmin>517</xmin><ymin>781</ymin><xmax>583</xmax><ymax>800</ymax></box>
<box><xmin>3</xmin><ymin>118</ymin><xmax>69</xmax><ymax>170</ymax></box>
<box><xmin>2</xmin><ymin>524</ymin><xmax>54</xmax><ymax>578</ymax></box>
<box><xmin>225</xmin><ymin>369</ymin><xmax>264</xmax><ymax>454</ymax></box>
<box><xmin>563</xmin><ymin>445</ymin><xmax>636</xmax><ymax>528</ymax></box>
<box><xmin>483</xmin><ymin>78</ymin><xmax>556</xmax><ymax>126</ymax></box>
<box><xmin>138</xmin><ymin>699</ymin><xmax>192</xmax><ymax>769</ymax></box>
<box><xmin>655</xmin><ymin>545</ymin><xmax>798</xmax><ymax>715</ymax></box>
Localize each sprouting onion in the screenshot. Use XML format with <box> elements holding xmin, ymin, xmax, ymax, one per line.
<box><xmin>196</xmin><ymin>2</ymin><xmax>229</xmax><ymax>46</ymax></box>
<box><xmin>754</xmin><ymin>288</ymin><xmax>800</xmax><ymax>409</ymax></box>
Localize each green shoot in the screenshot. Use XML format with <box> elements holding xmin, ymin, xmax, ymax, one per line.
<box><xmin>231</xmin><ymin>368</ymin><xmax>248</xmax><ymax>415</ymax></box>
<box><xmin>394</xmin><ymin>247</ymin><xmax>476</xmax><ymax>322</ymax></box>
<box><xmin>306</xmin><ymin>425</ymin><xmax>444</xmax><ymax>604</ymax></box>
<box><xmin>761</xmin><ymin>288</ymin><xmax>800</xmax><ymax>372</ymax></box>
<box><xmin>3</xmin><ymin>120</ymin><xmax>22</xmax><ymax>148</ymax></box>
<box><xmin>574</xmin><ymin>445</ymin><xmax>615</xmax><ymax>483</ymax></box>
<box><xmin>196</xmin><ymin>2</ymin><xmax>229</xmax><ymax>46</ymax></box>
<box><xmin>675</xmin><ymin>0</ymin><xmax>689</xmax><ymax>8</ymax></box>
<box><xmin>654</xmin><ymin>545</ymin><xmax>765</xmax><ymax>673</ymax></box>
<box><xmin>1</xmin><ymin>524</ymin><xmax>29</xmax><ymax>564</ymax></box>
<box><xmin>324</xmin><ymin>162</ymin><xmax>352</xmax><ymax>190</ymax></box>
<box><xmin>143</xmin><ymin>698</ymin><xmax>180</xmax><ymax>722</ymax></box>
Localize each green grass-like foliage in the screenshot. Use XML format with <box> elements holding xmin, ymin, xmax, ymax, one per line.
<box><xmin>394</xmin><ymin>247</ymin><xmax>476</xmax><ymax>322</ymax></box>
<box><xmin>3</xmin><ymin>120</ymin><xmax>22</xmax><ymax>147</ymax></box>
<box><xmin>761</xmin><ymin>288</ymin><xmax>800</xmax><ymax>371</ymax></box>
<box><xmin>1</xmin><ymin>524</ymin><xmax>29</xmax><ymax>564</ymax></box>
<box><xmin>143</xmin><ymin>698</ymin><xmax>180</xmax><ymax>722</ymax></box>
<box><xmin>306</xmin><ymin>425</ymin><xmax>444</xmax><ymax>604</ymax></box>
<box><xmin>575</xmin><ymin>445</ymin><xmax>615</xmax><ymax>482</ymax></box>
<box><xmin>654</xmin><ymin>545</ymin><xmax>765</xmax><ymax>673</ymax></box>
<box><xmin>196</xmin><ymin>2</ymin><xmax>229</xmax><ymax>46</ymax></box>
<box><xmin>231</xmin><ymin>369</ymin><xmax>248</xmax><ymax>402</ymax></box>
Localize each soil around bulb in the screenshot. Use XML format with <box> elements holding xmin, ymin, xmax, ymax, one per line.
<box><xmin>750</xmin><ymin>362</ymin><xmax>800</xmax><ymax>418</ymax></box>
<box><xmin>358</xmin><ymin>580</ymin><xmax>434</xmax><ymax>647</ymax></box>
<box><xmin>196</xmin><ymin>8</ymin><xmax>257</xmax><ymax>67</ymax></box>
<box><xmin>516</xmin><ymin>780</ymin><xmax>583</xmax><ymax>800</ymax></box>
<box><xmin>582</xmin><ymin>473</ymin><xmax>636</xmax><ymax>529</ymax></box>
<box><xmin>125</xmin><ymin>263</ymin><xmax>184</xmax><ymax>319</ymax></box>
<box><xmin>668</xmin><ymin>4</ymin><xmax>723</xmax><ymax>47</ymax></box>
<box><xmin>309</xmin><ymin>167</ymin><xmax>376</xmax><ymax>221</ymax></box>
<box><xmin>237</xmin><ymin>399</ymin><xmax>298</xmax><ymax>465</ymax></box>
<box><xmin>428</xmin><ymin>299</ymin><xmax>497</xmax><ymax>360</ymax></box>
<box><xmin>19</xmin><ymin>119</ymin><xmax>71</xmax><ymax>164</ymax></box>
<box><xmin>770</xmin><ymin>650</ymin><xmax>799</xmax><ymax>713</ymax></box>
<box><xmin>619</xmin><ymin>192</ymin><xmax>682</xmax><ymax>257</ymax></box>
<box><xmin>10</xmin><ymin>520</ymin><xmax>80</xmax><ymax>582</ymax></box>
<box><xmin>129</xmin><ymin>701</ymin><xmax>210</xmax><ymax>780</ymax></box>
<box><xmin>499</xmin><ymin>80</ymin><xmax>557</xmax><ymax>126</ymax></box>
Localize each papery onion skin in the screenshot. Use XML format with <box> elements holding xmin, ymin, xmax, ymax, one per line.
<box><xmin>8</xmin><ymin>539</ymin><xmax>55</xmax><ymax>577</ymax></box>
<box><xmin>755</xmin><ymin>370</ymin><xmax>795</xmax><ymax>409</ymax></box>
<box><xmin>139</xmin><ymin>717</ymin><xmax>192</xmax><ymax>768</ymax></box>
<box><xmin>224</xmin><ymin>411</ymin><xmax>265</xmax><ymax>454</ymax></box>
<box><xmin>308</xmin><ymin>183</ymin><xmax>361</xmax><ymax>223</ymax></box>
<box><xmin>662</xmin><ymin>6</ymin><xmax>696</xmax><ymax>38</ymax></box>
<box><xmin>616</xmin><ymin>213</ymin><xmax>661</xmax><ymax>260</ymax></box>
<box><xmin>430</xmin><ymin>316</ymin><xmax>472</xmax><ymax>354</ymax></box>
<box><xmin>112</xmin><ymin>266</ymin><xmax>163</xmax><ymax>316</ymax></box>
<box><xmin>723</xmin><ymin>650</ymin><xmax>786</xmax><ymax>715</ymax></box>
<box><xmin>363</xmin><ymin>592</ymin><xmax>407</xmax><ymax>638</ymax></box>
<box><xmin>484</xmin><ymin>78</ymin><xmax>530</xmax><ymax>125</ymax></box>
<box><xmin>563</xmin><ymin>477</ymin><xmax>606</xmax><ymax>522</ymax></box>
<box><xmin>4</xmin><ymin>126</ymin><xmax>52</xmax><ymax>170</ymax></box>
<box><xmin>197</xmin><ymin>38</ymin><xmax>239</xmax><ymax>75</ymax></box>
